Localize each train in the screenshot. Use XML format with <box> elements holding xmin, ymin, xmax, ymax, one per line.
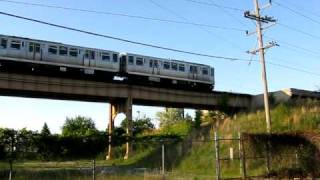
<box><xmin>0</xmin><ymin>34</ymin><xmax>214</xmax><ymax>91</ymax></box>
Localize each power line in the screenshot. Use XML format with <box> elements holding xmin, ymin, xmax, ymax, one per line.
<box><xmin>265</xmin><ymin>35</ymin><xmax>320</xmax><ymax>58</ymax></box>
<box><xmin>273</xmin><ymin>1</ymin><xmax>320</xmax><ymax>26</ymax></box>
<box><xmin>267</xmin><ymin>61</ymin><xmax>320</xmax><ymax>77</ymax></box>
<box><xmin>0</xmin><ymin>11</ymin><xmax>251</xmax><ymax>62</ymax></box>
<box><xmin>148</xmin><ymin>0</ymin><xmax>244</xmax><ymax>50</ymax></box>
<box><xmin>0</xmin><ymin>11</ymin><xmax>319</xmax><ymax>77</ymax></box>
<box><xmin>206</xmin><ymin>0</ymin><xmax>251</xmax><ymax>29</ymax></box>
<box><xmin>282</xmin><ymin>0</ymin><xmax>320</xmax><ymax>19</ymax></box>
<box><xmin>278</xmin><ymin>22</ymin><xmax>320</xmax><ymax>40</ymax></box>
<box><xmin>182</xmin><ymin>0</ymin><xmax>245</xmax><ymax>12</ymax></box>
<box><xmin>0</xmin><ymin>0</ymin><xmax>245</xmax><ymax>32</ymax></box>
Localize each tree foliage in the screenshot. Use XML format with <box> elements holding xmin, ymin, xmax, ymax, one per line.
<box><xmin>194</xmin><ymin>110</ymin><xmax>202</xmax><ymax>128</ymax></box>
<box><xmin>120</xmin><ymin>117</ymin><xmax>155</xmax><ymax>135</ymax></box>
<box><xmin>156</xmin><ymin>108</ymin><xmax>184</xmax><ymax>128</ymax></box>
<box><xmin>61</xmin><ymin>116</ymin><xmax>98</xmax><ymax>137</ymax></box>
<box><xmin>41</xmin><ymin>123</ymin><xmax>51</xmax><ymax>136</ymax></box>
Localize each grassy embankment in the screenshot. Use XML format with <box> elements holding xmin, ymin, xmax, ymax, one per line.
<box><xmin>2</xmin><ymin>101</ymin><xmax>320</xmax><ymax>179</ymax></box>
<box><xmin>173</xmin><ymin>100</ymin><xmax>320</xmax><ymax>178</ymax></box>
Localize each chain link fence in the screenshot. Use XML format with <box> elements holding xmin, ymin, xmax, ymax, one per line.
<box><xmin>1</xmin><ymin>132</ymin><xmax>320</xmax><ymax>179</ymax></box>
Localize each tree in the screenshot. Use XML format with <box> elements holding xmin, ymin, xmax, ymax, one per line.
<box><xmin>0</xmin><ymin>128</ymin><xmax>16</xmax><ymax>159</ymax></box>
<box><xmin>194</xmin><ymin>110</ymin><xmax>202</xmax><ymax>128</ymax></box>
<box><xmin>61</xmin><ymin>116</ymin><xmax>98</xmax><ymax>137</ymax></box>
<box><xmin>202</xmin><ymin>110</ymin><xmax>227</xmax><ymax>128</ymax></box>
<box><xmin>120</xmin><ymin>117</ymin><xmax>155</xmax><ymax>136</ymax></box>
<box><xmin>156</xmin><ymin>108</ymin><xmax>184</xmax><ymax>128</ymax></box>
<box><xmin>16</xmin><ymin>128</ymin><xmax>35</xmax><ymax>156</ymax></box>
<box><xmin>41</xmin><ymin>123</ymin><xmax>51</xmax><ymax>136</ymax></box>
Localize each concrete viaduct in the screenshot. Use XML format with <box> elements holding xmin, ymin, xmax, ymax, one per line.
<box><xmin>0</xmin><ymin>72</ymin><xmax>252</xmax><ymax>159</ymax></box>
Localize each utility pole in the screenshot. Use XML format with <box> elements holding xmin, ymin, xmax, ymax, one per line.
<box><xmin>244</xmin><ymin>0</ymin><xmax>277</xmax><ymax>133</ymax></box>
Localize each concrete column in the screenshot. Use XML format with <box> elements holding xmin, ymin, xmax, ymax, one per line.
<box><xmin>124</xmin><ymin>96</ymin><xmax>133</xmax><ymax>159</ymax></box>
<box><xmin>106</xmin><ymin>103</ymin><xmax>117</xmax><ymax>160</ymax></box>
<box><xmin>106</xmin><ymin>97</ymin><xmax>133</xmax><ymax>160</ymax></box>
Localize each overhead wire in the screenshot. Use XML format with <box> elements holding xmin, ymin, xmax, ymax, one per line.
<box><xmin>182</xmin><ymin>0</ymin><xmax>245</xmax><ymax>12</ymax></box>
<box><xmin>277</xmin><ymin>22</ymin><xmax>320</xmax><ymax>40</ymax></box>
<box><xmin>0</xmin><ymin>11</ymin><xmax>319</xmax><ymax>77</ymax></box>
<box><xmin>267</xmin><ymin>61</ymin><xmax>320</xmax><ymax>77</ymax></box>
<box><xmin>147</xmin><ymin>0</ymin><xmax>245</xmax><ymax>51</ymax></box>
<box><xmin>0</xmin><ymin>0</ymin><xmax>245</xmax><ymax>32</ymax></box>
<box><xmin>281</xmin><ymin>0</ymin><xmax>320</xmax><ymax>19</ymax></box>
<box><xmin>265</xmin><ymin>35</ymin><xmax>320</xmax><ymax>58</ymax></box>
<box><xmin>273</xmin><ymin>1</ymin><xmax>320</xmax><ymax>26</ymax></box>
<box><xmin>206</xmin><ymin>0</ymin><xmax>251</xmax><ymax>29</ymax></box>
<box><xmin>0</xmin><ymin>11</ymin><xmax>252</xmax><ymax>62</ymax></box>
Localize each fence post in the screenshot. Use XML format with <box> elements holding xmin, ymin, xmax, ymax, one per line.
<box><xmin>162</xmin><ymin>143</ymin><xmax>165</xmax><ymax>175</ymax></box>
<box><xmin>214</xmin><ymin>131</ymin><xmax>220</xmax><ymax>180</ymax></box>
<box><xmin>92</xmin><ymin>159</ymin><xmax>96</xmax><ymax>180</ymax></box>
<box><xmin>8</xmin><ymin>160</ymin><xmax>12</xmax><ymax>180</ymax></box>
<box><xmin>266</xmin><ymin>137</ymin><xmax>271</xmax><ymax>176</ymax></box>
<box><xmin>239</xmin><ymin>132</ymin><xmax>246</xmax><ymax>179</ymax></box>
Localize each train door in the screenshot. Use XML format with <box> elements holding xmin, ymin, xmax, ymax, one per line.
<box><xmin>28</xmin><ymin>42</ymin><xmax>42</xmax><ymax>61</ymax></box>
<box><xmin>151</xmin><ymin>59</ymin><xmax>160</xmax><ymax>75</ymax></box>
<box><xmin>84</xmin><ymin>50</ymin><xmax>95</xmax><ymax>66</ymax></box>
<box><xmin>189</xmin><ymin>65</ymin><xmax>198</xmax><ymax>80</ymax></box>
<box><xmin>120</xmin><ymin>55</ymin><xmax>127</xmax><ymax>73</ymax></box>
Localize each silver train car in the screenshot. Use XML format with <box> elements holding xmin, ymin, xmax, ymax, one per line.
<box><xmin>0</xmin><ymin>34</ymin><xmax>214</xmax><ymax>91</ymax></box>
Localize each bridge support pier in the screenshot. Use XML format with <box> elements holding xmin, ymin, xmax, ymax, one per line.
<box><xmin>106</xmin><ymin>97</ymin><xmax>132</xmax><ymax>160</ymax></box>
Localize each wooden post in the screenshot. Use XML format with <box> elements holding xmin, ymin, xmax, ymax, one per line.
<box><xmin>229</xmin><ymin>147</ymin><xmax>234</xmax><ymax>160</ymax></box>
<box><xmin>124</xmin><ymin>96</ymin><xmax>133</xmax><ymax>160</ymax></box>
<box><xmin>214</xmin><ymin>132</ymin><xmax>220</xmax><ymax>180</ymax></box>
<box><xmin>106</xmin><ymin>103</ymin><xmax>117</xmax><ymax>160</ymax></box>
<box><xmin>266</xmin><ymin>137</ymin><xmax>271</xmax><ymax>176</ymax></box>
<box><xmin>239</xmin><ymin>132</ymin><xmax>246</xmax><ymax>179</ymax></box>
<box><xmin>8</xmin><ymin>160</ymin><xmax>12</xmax><ymax>180</ymax></box>
<box><xmin>162</xmin><ymin>143</ymin><xmax>165</xmax><ymax>175</ymax></box>
<box><xmin>238</xmin><ymin>133</ymin><xmax>242</xmax><ymax>176</ymax></box>
<box><xmin>92</xmin><ymin>159</ymin><xmax>96</xmax><ymax>180</ymax></box>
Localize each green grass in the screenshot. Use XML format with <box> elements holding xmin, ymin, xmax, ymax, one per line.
<box><xmin>2</xmin><ymin>101</ymin><xmax>320</xmax><ymax>179</ymax></box>
<box><xmin>220</xmin><ymin>102</ymin><xmax>320</xmax><ymax>134</ymax></box>
<box><xmin>173</xmin><ymin>101</ymin><xmax>320</xmax><ymax>178</ymax></box>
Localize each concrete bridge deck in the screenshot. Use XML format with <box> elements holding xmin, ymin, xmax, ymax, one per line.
<box><xmin>0</xmin><ymin>72</ymin><xmax>252</xmax><ymax>110</ymax></box>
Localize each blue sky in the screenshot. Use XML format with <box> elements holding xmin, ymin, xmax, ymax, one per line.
<box><xmin>0</xmin><ymin>0</ymin><xmax>319</xmax><ymax>133</ymax></box>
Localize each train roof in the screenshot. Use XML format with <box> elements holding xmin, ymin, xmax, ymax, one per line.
<box><xmin>0</xmin><ymin>34</ymin><xmax>120</xmax><ymax>53</ymax></box>
<box><xmin>123</xmin><ymin>52</ymin><xmax>213</xmax><ymax>68</ymax></box>
<box><xmin>0</xmin><ymin>34</ymin><xmax>214</xmax><ymax>68</ymax></box>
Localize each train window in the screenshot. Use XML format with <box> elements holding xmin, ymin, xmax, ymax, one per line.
<box><xmin>59</xmin><ymin>46</ymin><xmax>68</xmax><ymax>56</ymax></box>
<box><xmin>10</xmin><ymin>40</ymin><xmax>21</xmax><ymax>50</ymax></box>
<box><xmin>149</xmin><ymin>60</ymin><xmax>153</xmax><ymax>67</ymax></box>
<box><xmin>29</xmin><ymin>42</ymin><xmax>40</xmax><ymax>53</ymax></box>
<box><xmin>163</xmin><ymin>61</ymin><xmax>170</xmax><ymax>69</ymax></box>
<box><xmin>136</xmin><ymin>57</ymin><xmax>143</xmax><ymax>66</ymax></box>
<box><xmin>179</xmin><ymin>64</ymin><xmax>185</xmax><ymax>72</ymax></box>
<box><xmin>69</xmin><ymin>48</ymin><xmax>78</xmax><ymax>57</ymax></box>
<box><xmin>101</xmin><ymin>53</ymin><xmax>110</xmax><ymax>61</ymax></box>
<box><xmin>190</xmin><ymin>66</ymin><xmax>198</xmax><ymax>74</ymax></box>
<box><xmin>0</xmin><ymin>39</ymin><xmax>7</xmax><ymax>49</ymax></box>
<box><xmin>85</xmin><ymin>50</ymin><xmax>95</xmax><ymax>59</ymax></box>
<box><xmin>48</xmin><ymin>45</ymin><xmax>57</xmax><ymax>54</ymax></box>
<box><xmin>113</xmin><ymin>54</ymin><xmax>118</xmax><ymax>62</ymax></box>
<box><xmin>128</xmin><ymin>56</ymin><xmax>134</xmax><ymax>65</ymax></box>
<box><xmin>202</xmin><ymin>68</ymin><xmax>208</xmax><ymax>75</ymax></box>
<box><xmin>28</xmin><ymin>44</ymin><xmax>33</xmax><ymax>52</ymax></box>
<box><xmin>154</xmin><ymin>60</ymin><xmax>159</xmax><ymax>68</ymax></box>
<box><xmin>211</xmin><ymin>68</ymin><xmax>214</xmax><ymax>77</ymax></box>
<box><xmin>35</xmin><ymin>44</ymin><xmax>40</xmax><ymax>52</ymax></box>
<box><xmin>171</xmin><ymin>62</ymin><xmax>177</xmax><ymax>71</ymax></box>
